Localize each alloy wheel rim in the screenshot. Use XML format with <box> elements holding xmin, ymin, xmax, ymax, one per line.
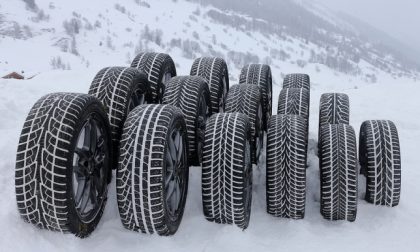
<box><xmin>219</xmin><ymin>76</ymin><xmax>227</xmax><ymax>112</ymax></box>
<box><xmin>256</xmin><ymin>103</ymin><xmax>264</xmax><ymax>161</ymax></box>
<box><xmin>197</xmin><ymin>93</ymin><xmax>209</xmax><ymax>164</ymax></box>
<box><xmin>72</xmin><ymin>114</ymin><xmax>108</xmax><ymax>223</ymax></box>
<box><xmin>128</xmin><ymin>88</ymin><xmax>146</xmax><ymax>112</ymax></box>
<box><xmin>165</xmin><ymin>125</ymin><xmax>187</xmax><ymax>220</ymax></box>
<box><xmin>267</xmin><ymin>73</ymin><xmax>272</xmax><ymax>120</ymax></box>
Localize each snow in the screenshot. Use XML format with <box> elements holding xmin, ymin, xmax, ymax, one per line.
<box><xmin>0</xmin><ymin>68</ymin><xmax>419</xmax><ymax>251</ymax></box>
<box><xmin>1</xmin><ymin>0</ymin><xmax>420</xmax><ymax>250</ymax></box>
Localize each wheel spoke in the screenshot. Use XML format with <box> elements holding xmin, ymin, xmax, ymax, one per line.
<box><xmin>176</xmin><ymin>134</ymin><xmax>183</xmax><ymax>162</ymax></box>
<box><xmin>83</xmin><ymin>122</ymin><xmax>91</xmax><ymax>150</ymax></box>
<box><xmin>166</xmin><ymin>181</ymin><xmax>176</xmax><ymax>201</ymax></box>
<box><xmin>89</xmin><ymin>179</ymin><xmax>98</xmax><ymax>206</ymax></box>
<box><xmin>172</xmin><ymin>179</ymin><xmax>181</xmax><ymax>210</ymax></box>
<box><xmin>92</xmin><ymin>172</ymin><xmax>102</xmax><ymax>193</ymax></box>
<box><xmin>169</xmin><ymin>133</ymin><xmax>177</xmax><ymax>163</ymax></box>
<box><xmin>165</xmin><ymin>168</ymin><xmax>175</xmax><ymax>187</ymax></box>
<box><xmin>75</xmin><ymin>147</ymin><xmax>88</xmax><ymax>160</ymax></box>
<box><xmin>79</xmin><ymin>179</ymin><xmax>91</xmax><ymax>213</ymax></box>
<box><xmin>73</xmin><ymin>165</ymin><xmax>87</xmax><ymax>177</ymax></box>
<box><xmin>75</xmin><ymin>177</ymin><xmax>87</xmax><ymax>203</ymax></box>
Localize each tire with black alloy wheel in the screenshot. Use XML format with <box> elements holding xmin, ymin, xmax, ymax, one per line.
<box><xmin>225</xmin><ymin>84</ymin><xmax>264</xmax><ymax>164</ymax></box>
<box><xmin>359</xmin><ymin>120</ymin><xmax>401</xmax><ymax>207</ymax></box>
<box><xmin>266</xmin><ymin>115</ymin><xmax>307</xmax><ymax>219</ymax></box>
<box><xmin>117</xmin><ymin>105</ymin><xmax>189</xmax><ymax>235</ymax></box>
<box><xmin>131</xmin><ymin>52</ymin><xmax>177</xmax><ymax>103</ymax></box>
<box><xmin>15</xmin><ymin>93</ymin><xmax>112</xmax><ymax>238</ymax></box>
<box><xmin>88</xmin><ymin>67</ymin><xmax>149</xmax><ymax>170</ymax></box>
<box><xmin>202</xmin><ymin>113</ymin><xmax>252</xmax><ymax>229</ymax></box>
<box><xmin>277</xmin><ymin>88</ymin><xmax>310</xmax><ymax>120</ymax></box>
<box><xmin>283</xmin><ymin>73</ymin><xmax>310</xmax><ymax>91</ymax></box>
<box><xmin>163</xmin><ymin>76</ymin><xmax>211</xmax><ymax>166</ymax></box>
<box><xmin>190</xmin><ymin>57</ymin><xmax>229</xmax><ymax>113</ymax></box>
<box><xmin>319</xmin><ymin>124</ymin><xmax>358</xmax><ymax>222</ymax></box>
<box><xmin>239</xmin><ymin>64</ymin><xmax>272</xmax><ymax>129</ymax></box>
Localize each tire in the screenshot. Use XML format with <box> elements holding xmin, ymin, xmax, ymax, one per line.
<box><xmin>277</xmin><ymin>88</ymin><xmax>310</xmax><ymax>120</ymax></box>
<box><xmin>239</xmin><ymin>64</ymin><xmax>272</xmax><ymax>129</ymax></box>
<box><xmin>359</xmin><ymin>120</ymin><xmax>401</xmax><ymax>207</ymax></box>
<box><xmin>131</xmin><ymin>52</ymin><xmax>177</xmax><ymax>103</ymax></box>
<box><xmin>319</xmin><ymin>124</ymin><xmax>358</xmax><ymax>222</ymax></box>
<box><xmin>225</xmin><ymin>84</ymin><xmax>264</xmax><ymax>164</ymax></box>
<box><xmin>318</xmin><ymin>93</ymin><xmax>350</xmax><ymax>154</ymax></box>
<box><xmin>190</xmin><ymin>57</ymin><xmax>229</xmax><ymax>113</ymax></box>
<box><xmin>319</xmin><ymin>93</ymin><xmax>350</xmax><ymax>127</ymax></box>
<box><xmin>283</xmin><ymin>73</ymin><xmax>310</xmax><ymax>91</ymax></box>
<box><xmin>15</xmin><ymin>93</ymin><xmax>112</xmax><ymax>237</ymax></box>
<box><xmin>88</xmin><ymin>67</ymin><xmax>149</xmax><ymax>167</ymax></box>
<box><xmin>162</xmin><ymin>76</ymin><xmax>211</xmax><ymax>166</ymax></box>
<box><xmin>202</xmin><ymin>113</ymin><xmax>252</xmax><ymax>229</ymax></box>
<box><xmin>117</xmin><ymin>105</ymin><xmax>189</xmax><ymax>235</ymax></box>
<box><xmin>266</xmin><ymin>115</ymin><xmax>307</xmax><ymax>219</ymax></box>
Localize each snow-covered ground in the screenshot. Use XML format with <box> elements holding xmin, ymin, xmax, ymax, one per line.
<box><xmin>0</xmin><ymin>66</ymin><xmax>419</xmax><ymax>251</ymax></box>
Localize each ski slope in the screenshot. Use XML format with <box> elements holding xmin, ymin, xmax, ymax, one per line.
<box><xmin>0</xmin><ymin>67</ymin><xmax>419</xmax><ymax>251</ymax></box>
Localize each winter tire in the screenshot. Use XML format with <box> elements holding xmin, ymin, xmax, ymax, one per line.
<box><xmin>190</xmin><ymin>57</ymin><xmax>229</xmax><ymax>113</ymax></box>
<box><xmin>163</xmin><ymin>76</ymin><xmax>211</xmax><ymax>166</ymax></box>
<box><xmin>277</xmin><ymin>88</ymin><xmax>310</xmax><ymax>120</ymax></box>
<box><xmin>15</xmin><ymin>93</ymin><xmax>112</xmax><ymax>237</ymax></box>
<box><xmin>239</xmin><ymin>64</ymin><xmax>272</xmax><ymax>129</ymax></box>
<box><xmin>266</xmin><ymin>115</ymin><xmax>307</xmax><ymax>219</ymax></box>
<box><xmin>319</xmin><ymin>124</ymin><xmax>357</xmax><ymax>222</ymax></box>
<box><xmin>131</xmin><ymin>52</ymin><xmax>177</xmax><ymax>103</ymax></box>
<box><xmin>117</xmin><ymin>105</ymin><xmax>189</xmax><ymax>235</ymax></box>
<box><xmin>283</xmin><ymin>73</ymin><xmax>310</xmax><ymax>91</ymax></box>
<box><xmin>319</xmin><ymin>93</ymin><xmax>350</xmax><ymax>127</ymax></box>
<box><xmin>202</xmin><ymin>113</ymin><xmax>252</xmax><ymax>229</ymax></box>
<box><xmin>318</xmin><ymin>93</ymin><xmax>350</xmax><ymax>154</ymax></box>
<box><xmin>225</xmin><ymin>84</ymin><xmax>264</xmax><ymax>164</ymax></box>
<box><xmin>359</xmin><ymin>120</ymin><xmax>401</xmax><ymax>207</ymax></box>
<box><xmin>89</xmin><ymin>67</ymin><xmax>149</xmax><ymax>167</ymax></box>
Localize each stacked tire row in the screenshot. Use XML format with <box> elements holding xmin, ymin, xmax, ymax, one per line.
<box><xmin>318</xmin><ymin>93</ymin><xmax>357</xmax><ymax>221</ymax></box>
<box><xmin>15</xmin><ymin>50</ymin><xmax>402</xmax><ymax>239</ymax></box>
<box><xmin>266</xmin><ymin>74</ymin><xmax>310</xmax><ymax>219</ymax></box>
<box><xmin>15</xmin><ymin>52</ymin><xmax>191</xmax><ymax>237</ymax></box>
<box><xmin>318</xmin><ymin>93</ymin><xmax>401</xmax><ymax>222</ymax></box>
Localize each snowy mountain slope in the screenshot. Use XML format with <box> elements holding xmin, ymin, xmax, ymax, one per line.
<box><xmin>0</xmin><ymin>0</ymin><xmax>419</xmax><ymax>85</ymax></box>
<box><xmin>0</xmin><ymin>69</ymin><xmax>419</xmax><ymax>252</ymax></box>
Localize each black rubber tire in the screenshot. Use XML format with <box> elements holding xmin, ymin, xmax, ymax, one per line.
<box><xmin>359</xmin><ymin>120</ymin><xmax>401</xmax><ymax>207</ymax></box>
<box><xmin>202</xmin><ymin>113</ymin><xmax>252</xmax><ymax>229</ymax></box>
<box><xmin>88</xmin><ymin>67</ymin><xmax>149</xmax><ymax>168</ymax></box>
<box><xmin>319</xmin><ymin>124</ymin><xmax>358</xmax><ymax>222</ymax></box>
<box><xmin>319</xmin><ymin>93</ymin><xmax>350</xmax><ymax>127</ymax></box>
<box><xmin>318</xmin><ymin>93</ymin><xmax>350</xmax><ymax>155</ymax></box>
<box><xmin>277</xmin><ymin>88</ymin><xmax>310</xmax><ymax>120</ymax></box>
<box><xmin>190</xmin><ymin>57</ymin><xmax>229</xmax><ymax>113</ymax></box>
<box><xmin>266</xmin><ymin>115</ymin><xmax>307</xmax><ymax>219</ymax></box>
<box><xmin>117</xmin><ymin>104</ymin><xmax>189</xmax><ymax>236</ymax></box>
<box><xmin>225</xmin><ymin>84</ymin><xmax>264</xmax><ymax>164</ymax></box>
<box><xmin>163</xmin><ymin>76</ymin><xmax>211</xmax><ymax>166</ymax></box>
<box><xmin>15</xmin><ymin>93</ymin><xmax>112</xmax><ymax>238</ymax></box>
<box><xmin>239</xmin><ymin>64</ymin><xmax>272</xmax><ymax>130</ymax></box>
<box><xmin>283</xmin><ymin>73</ymin><xmax>310</xmax><ymax>91</ymax></box>
<box><xmin>131</xmin><ymin>52</ymin><xmax>177</xmax><ymax>103</ymax></box>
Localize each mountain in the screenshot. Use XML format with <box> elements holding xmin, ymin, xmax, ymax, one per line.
<box><xmin>0</xmin><ymin>0</ymin><xmax>419</xmax><ymax>84</ymax></box>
